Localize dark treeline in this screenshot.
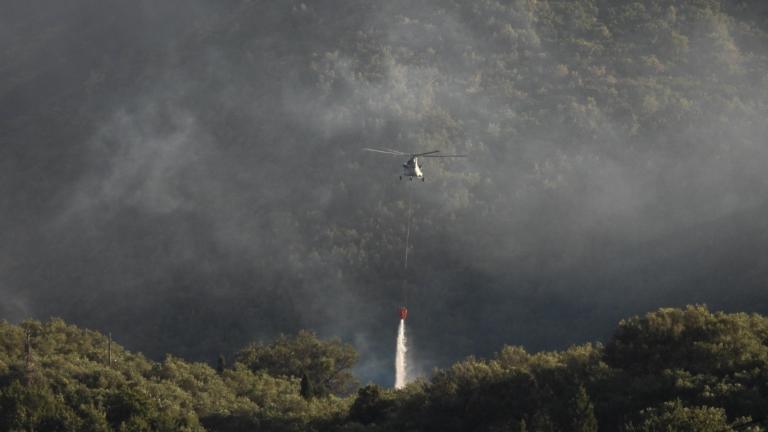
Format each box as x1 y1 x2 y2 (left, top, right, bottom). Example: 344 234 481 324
2 306 768 431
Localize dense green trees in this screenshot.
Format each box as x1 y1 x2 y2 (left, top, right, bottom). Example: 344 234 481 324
3 306 768 430
336 305 768 431
235 330 359 397
603 306 768 422
624 400 738 432
0 320 349 432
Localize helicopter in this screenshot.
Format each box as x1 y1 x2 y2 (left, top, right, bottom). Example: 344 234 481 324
363 148 466 181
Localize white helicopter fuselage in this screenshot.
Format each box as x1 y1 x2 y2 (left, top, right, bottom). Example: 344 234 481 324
363 147 464 181
403 157 423 178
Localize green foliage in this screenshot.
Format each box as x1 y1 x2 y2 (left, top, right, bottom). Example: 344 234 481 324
4 307 768 431
216 355 225 375
0 379 79 431
339 306 768 431
300 373 313 400
349 384 396 426
606 305 768 376
604 305 768 422
625 400 733 432
0 319 351 432
569 386 598 432
235 330 359 397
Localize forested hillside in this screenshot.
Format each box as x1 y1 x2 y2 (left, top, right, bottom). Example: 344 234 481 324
3 306 768 431
2 0 768 383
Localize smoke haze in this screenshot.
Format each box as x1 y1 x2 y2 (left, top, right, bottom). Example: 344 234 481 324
2 0 768 383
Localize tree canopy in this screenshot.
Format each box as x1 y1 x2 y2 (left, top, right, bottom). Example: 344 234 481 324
4 306 768 430
235 330 359 397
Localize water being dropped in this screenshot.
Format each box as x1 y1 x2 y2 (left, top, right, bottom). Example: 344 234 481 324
395 318 407 389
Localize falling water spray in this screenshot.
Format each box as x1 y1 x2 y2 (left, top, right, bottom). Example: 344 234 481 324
395 318 407 389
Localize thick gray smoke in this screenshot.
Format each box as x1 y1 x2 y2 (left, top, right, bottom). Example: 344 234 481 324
1 0 768 383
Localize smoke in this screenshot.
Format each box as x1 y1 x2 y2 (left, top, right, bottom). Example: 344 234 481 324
1 0 768 385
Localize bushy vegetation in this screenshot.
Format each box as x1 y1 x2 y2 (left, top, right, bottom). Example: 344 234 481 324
3 306 768 431
0 320 351 432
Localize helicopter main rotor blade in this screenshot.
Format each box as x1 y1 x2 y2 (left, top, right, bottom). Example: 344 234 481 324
422 154 467 158
363 148 408 156
412 150 441 157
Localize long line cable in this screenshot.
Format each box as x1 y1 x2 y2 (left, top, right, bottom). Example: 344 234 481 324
404 182 413 270
401 182 414 306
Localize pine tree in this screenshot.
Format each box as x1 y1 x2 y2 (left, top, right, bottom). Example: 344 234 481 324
216 354 226 374
570 386 598 432
300 373 313 399
515 419 527 432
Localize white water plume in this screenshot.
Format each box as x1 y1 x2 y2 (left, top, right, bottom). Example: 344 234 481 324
395 318 407 389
